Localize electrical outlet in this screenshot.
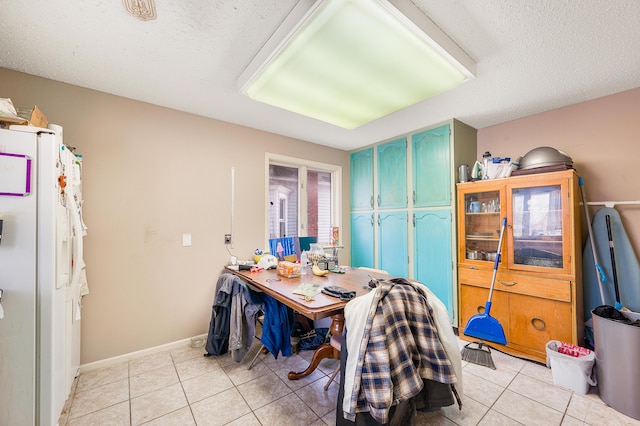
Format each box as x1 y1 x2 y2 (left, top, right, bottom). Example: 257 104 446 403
224 234 232 244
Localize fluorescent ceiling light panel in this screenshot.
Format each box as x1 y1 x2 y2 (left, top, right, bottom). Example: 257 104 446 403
238 0 475 129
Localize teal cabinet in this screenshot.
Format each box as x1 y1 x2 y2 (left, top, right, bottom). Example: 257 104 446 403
348 119 477 326
350 148 374 211
378 211 408 278
350 212 374 269
412 125 451 207
377 138 407 209
413 209 454 322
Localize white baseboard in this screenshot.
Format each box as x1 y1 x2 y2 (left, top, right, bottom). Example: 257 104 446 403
78 333 208 374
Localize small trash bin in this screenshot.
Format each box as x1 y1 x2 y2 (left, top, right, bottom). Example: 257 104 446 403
592 307 640 420
545 340 596 394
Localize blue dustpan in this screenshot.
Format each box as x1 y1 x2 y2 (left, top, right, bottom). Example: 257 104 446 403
463 217 508 346
463 301 507 345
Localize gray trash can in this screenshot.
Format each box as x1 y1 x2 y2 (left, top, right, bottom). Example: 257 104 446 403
592 309 640 420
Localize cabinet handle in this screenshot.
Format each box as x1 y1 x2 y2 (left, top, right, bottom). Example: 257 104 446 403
498 279 517 287
370 214 374 226
476 305 485 314
412 190 416 205
370 195 374 208
531 317 546 331
377 194 380 207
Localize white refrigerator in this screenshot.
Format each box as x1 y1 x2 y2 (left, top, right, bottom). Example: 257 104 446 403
0 125 87 425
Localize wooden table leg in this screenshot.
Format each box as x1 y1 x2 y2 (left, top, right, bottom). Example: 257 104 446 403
288 312 344 380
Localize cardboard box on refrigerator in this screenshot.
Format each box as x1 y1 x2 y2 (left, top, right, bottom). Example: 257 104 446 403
16 105 48 128
0 98 48 129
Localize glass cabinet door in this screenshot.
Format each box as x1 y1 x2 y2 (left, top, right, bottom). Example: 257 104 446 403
509 184 565 270
462 189 503 262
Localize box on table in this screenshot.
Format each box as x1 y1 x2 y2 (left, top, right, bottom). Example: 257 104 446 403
277 261 301 278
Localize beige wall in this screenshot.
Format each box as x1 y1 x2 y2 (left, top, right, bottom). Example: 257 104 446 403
0 68 351 363
478 87 640 257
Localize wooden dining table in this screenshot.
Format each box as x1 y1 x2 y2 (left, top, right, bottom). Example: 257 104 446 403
225 266 389 380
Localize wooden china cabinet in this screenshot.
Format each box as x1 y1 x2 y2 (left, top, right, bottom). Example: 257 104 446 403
456 169 583 363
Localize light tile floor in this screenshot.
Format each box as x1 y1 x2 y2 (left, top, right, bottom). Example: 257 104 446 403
58 337 640 426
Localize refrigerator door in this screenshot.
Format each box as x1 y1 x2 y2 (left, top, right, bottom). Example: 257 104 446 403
0 128 38 425
0 126 71 425
62 142 84 394
37 128 69 425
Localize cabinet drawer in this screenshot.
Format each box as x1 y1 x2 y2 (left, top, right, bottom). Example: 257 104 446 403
460 283 574 357
508 293 573 353
458 267 571 302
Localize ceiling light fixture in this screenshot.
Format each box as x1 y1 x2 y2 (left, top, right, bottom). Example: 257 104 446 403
122 0 156 21
237 0 475 129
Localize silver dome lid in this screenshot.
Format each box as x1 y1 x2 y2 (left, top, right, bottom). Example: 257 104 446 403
518 146 573 170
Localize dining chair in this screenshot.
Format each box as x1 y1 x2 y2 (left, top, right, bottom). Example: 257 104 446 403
324 333 343 390
324 267 388 391
357 266 389 275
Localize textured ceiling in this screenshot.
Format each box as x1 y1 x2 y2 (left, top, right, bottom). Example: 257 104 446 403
1 0 640 150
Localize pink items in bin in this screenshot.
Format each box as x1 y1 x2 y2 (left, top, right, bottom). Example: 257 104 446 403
557 342 592 357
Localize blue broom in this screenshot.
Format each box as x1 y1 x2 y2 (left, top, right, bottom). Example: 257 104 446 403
461 217 508 369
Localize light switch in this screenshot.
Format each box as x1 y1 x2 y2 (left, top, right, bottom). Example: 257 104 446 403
182 233 192 247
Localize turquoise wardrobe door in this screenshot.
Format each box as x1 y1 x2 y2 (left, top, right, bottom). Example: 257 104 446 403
350 148 373 211
378 211 408 277
414 209 454 322
377 138 407 209
350 212 374 269
412 124 450 207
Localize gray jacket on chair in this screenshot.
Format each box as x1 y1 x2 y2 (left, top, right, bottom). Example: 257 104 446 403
205 273 263 360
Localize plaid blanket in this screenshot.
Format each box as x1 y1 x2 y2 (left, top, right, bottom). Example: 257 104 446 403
345 279 457 423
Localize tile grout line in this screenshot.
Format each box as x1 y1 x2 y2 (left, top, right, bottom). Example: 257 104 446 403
458 358 528 425
173 355 197 426
470 364 577 426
